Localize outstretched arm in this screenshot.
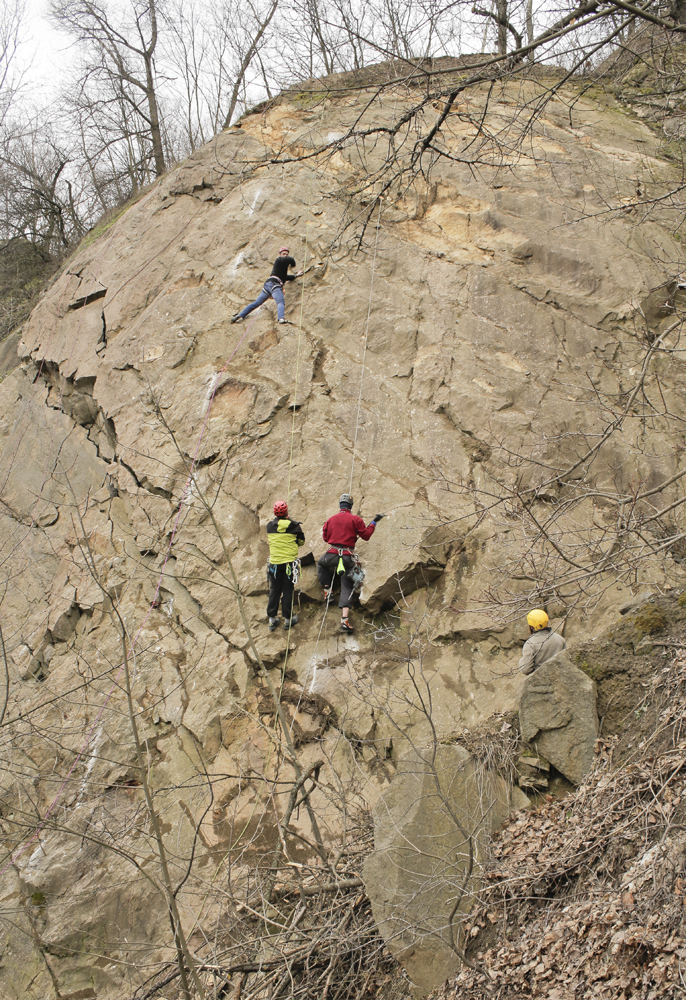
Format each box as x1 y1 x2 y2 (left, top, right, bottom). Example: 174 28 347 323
355 517 376 542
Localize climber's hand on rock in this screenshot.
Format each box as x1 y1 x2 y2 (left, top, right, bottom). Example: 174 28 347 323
372 514 384 523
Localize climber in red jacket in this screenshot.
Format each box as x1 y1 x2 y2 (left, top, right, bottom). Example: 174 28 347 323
317 494 383 633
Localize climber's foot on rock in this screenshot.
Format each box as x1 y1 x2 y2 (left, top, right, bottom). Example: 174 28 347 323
268 616 280 631
340 619 354 633
231 314 243 324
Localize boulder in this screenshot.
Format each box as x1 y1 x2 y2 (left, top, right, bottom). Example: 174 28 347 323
362 745 528 994
518 651 598 785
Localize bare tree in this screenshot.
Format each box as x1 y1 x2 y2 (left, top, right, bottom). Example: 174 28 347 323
0 124 86 256
220 0 279 128
51 0 167 177
0 0 25 130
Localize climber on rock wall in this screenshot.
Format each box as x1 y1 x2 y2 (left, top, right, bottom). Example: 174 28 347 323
518 609 566 674
266 500 305 631
317 494 383 633
231 247 303 325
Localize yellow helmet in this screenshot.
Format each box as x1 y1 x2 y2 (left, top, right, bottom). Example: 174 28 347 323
527 609 549 631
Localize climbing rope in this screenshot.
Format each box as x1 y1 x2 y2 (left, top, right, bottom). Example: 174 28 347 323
304 197 385 696
281 121 322 668
308 588 334 694
348 199 383 494
286 162 317 505
164 162 322 920
303 201 384 697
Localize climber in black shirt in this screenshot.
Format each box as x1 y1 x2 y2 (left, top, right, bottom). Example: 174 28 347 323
231 247 303 325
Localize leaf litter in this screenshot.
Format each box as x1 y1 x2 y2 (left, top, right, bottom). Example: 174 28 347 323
437 652 686 1000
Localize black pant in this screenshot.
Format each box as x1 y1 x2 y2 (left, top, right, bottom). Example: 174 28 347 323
317 552 356 609
267 563 295 619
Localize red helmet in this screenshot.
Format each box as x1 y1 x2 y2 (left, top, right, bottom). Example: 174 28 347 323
279 246 290 254
273 500 288 516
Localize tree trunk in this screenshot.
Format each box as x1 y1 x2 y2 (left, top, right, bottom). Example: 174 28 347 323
496 0 508 54
526 0 534 58
144 0 165 176
222 0 279 129
144 51 166 176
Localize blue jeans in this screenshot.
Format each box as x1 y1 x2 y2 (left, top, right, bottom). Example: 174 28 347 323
238 282 285 321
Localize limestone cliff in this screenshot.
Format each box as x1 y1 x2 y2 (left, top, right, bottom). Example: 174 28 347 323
0 69 684 998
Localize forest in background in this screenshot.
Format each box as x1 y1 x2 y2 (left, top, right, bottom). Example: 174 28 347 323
1 0 686 342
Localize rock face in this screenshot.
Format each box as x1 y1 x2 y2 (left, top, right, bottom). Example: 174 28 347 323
0 67 683 997
519 652 598 784
363 746 529 993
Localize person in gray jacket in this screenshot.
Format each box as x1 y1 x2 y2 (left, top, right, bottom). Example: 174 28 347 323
518 609 566 675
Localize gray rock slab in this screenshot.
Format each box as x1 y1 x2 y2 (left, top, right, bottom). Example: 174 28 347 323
519 650 598 785
0 331 20 375
363 745 528 994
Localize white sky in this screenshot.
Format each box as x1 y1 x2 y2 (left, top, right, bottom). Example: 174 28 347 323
19 0 70 97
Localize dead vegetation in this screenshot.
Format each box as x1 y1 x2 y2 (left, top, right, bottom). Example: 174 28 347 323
439 653 686 1000
133 827 405 1000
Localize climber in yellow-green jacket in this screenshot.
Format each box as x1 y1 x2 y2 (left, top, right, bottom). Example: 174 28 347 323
266 500 305 631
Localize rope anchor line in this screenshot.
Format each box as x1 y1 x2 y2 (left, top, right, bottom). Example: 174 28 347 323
306 200 383 697
349 199 382 494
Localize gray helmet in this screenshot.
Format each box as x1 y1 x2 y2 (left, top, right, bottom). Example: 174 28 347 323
339 493 354 509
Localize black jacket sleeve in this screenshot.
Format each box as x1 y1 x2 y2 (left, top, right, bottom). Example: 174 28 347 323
290 519 305 544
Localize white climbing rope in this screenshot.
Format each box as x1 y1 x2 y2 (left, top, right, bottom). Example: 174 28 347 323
307 200 383 697
308 588 334 694
286 159 317 505
281 143 320 680
349 199 382 494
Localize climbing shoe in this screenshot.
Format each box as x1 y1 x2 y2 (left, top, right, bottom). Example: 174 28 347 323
278 318 289 325
230 314 243 324
268 617 280 631
284 615 299 630
323 587 333 601
340 619 354 633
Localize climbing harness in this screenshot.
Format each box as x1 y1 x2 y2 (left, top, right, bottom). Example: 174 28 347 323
264 275 283 293
332 547 364 589
267 558 300 586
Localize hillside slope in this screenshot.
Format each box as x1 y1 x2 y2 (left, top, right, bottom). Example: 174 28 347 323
0 68 685 998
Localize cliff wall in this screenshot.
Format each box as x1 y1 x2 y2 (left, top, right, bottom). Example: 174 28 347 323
0 72 684 997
